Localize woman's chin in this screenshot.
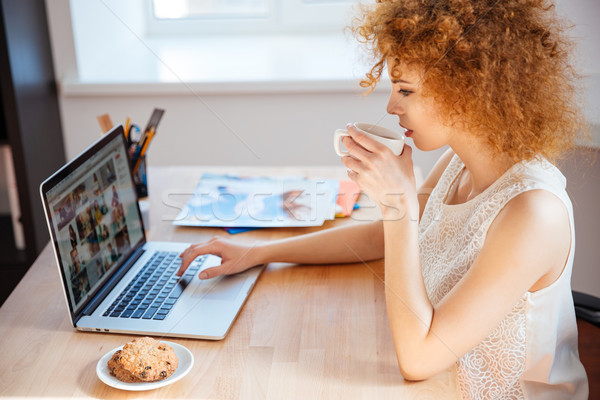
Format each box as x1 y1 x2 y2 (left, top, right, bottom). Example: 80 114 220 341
410 138 445 152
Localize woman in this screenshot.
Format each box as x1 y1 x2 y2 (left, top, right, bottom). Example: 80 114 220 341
178 1 588 398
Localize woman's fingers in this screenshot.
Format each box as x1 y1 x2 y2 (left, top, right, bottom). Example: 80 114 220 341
341 135 370 160
176 241 220 276
341 154 362 173
346 125 386 154
179 237 220 259
198 262 237 280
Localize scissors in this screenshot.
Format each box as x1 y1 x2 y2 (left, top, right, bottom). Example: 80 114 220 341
127 124 141 144
124 123 141 159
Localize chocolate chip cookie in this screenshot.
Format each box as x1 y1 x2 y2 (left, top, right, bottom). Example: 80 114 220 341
107 337 179 383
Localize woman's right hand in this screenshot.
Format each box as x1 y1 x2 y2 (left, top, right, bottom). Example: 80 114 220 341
176 236 264 280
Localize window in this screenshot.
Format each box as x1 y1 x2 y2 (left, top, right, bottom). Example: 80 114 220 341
153 0 270 19
66 0 369 88
147 0 358 35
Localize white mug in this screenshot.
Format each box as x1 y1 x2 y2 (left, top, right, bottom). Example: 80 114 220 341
334 122 405 156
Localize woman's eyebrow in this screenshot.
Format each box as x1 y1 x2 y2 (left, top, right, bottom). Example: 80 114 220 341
391 79 415 85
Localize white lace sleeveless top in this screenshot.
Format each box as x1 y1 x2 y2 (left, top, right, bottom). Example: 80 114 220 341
419 154 588 399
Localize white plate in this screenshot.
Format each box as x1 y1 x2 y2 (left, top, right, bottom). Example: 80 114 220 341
96 340 194 391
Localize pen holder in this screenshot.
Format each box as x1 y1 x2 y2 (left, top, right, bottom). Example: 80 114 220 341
132 156 148 199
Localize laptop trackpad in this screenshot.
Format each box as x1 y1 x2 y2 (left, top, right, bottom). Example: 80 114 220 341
192 274 245 301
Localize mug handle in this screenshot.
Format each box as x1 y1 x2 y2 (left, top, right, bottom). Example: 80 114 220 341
334 129 350 156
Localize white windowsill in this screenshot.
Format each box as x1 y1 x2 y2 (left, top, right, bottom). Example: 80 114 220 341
59 78 382 96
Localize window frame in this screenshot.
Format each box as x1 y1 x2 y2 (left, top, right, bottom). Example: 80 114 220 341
144 0 357 36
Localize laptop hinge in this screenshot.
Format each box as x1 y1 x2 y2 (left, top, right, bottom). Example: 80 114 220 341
80 247 146 318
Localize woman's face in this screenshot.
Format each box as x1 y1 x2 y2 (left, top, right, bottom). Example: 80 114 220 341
386 62 455 151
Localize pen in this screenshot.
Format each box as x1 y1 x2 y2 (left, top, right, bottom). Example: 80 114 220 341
132 128 155 176
131 127 150 162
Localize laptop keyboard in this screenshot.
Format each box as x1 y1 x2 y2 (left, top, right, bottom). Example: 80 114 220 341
102 251 206 321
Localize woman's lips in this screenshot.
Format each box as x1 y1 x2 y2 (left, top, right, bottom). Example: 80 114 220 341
400 124 413 137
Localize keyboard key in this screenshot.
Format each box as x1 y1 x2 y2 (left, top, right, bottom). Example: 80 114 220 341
153 314 167 320
169 284 184 299
142 307 159 319
132 309 145 319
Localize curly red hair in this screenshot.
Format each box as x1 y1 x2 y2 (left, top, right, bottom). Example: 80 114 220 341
352 0 585 163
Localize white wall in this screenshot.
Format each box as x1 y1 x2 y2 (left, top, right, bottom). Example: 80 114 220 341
58 90 446 168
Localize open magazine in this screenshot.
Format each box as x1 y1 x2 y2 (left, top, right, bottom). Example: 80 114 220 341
173 174 339 228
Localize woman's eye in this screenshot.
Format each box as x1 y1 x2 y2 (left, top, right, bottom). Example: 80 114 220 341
398 89 413 96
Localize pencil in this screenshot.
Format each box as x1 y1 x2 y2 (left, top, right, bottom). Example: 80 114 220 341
124 117 131 140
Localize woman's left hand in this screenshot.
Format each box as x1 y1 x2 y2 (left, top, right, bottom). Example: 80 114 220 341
340 125 419 220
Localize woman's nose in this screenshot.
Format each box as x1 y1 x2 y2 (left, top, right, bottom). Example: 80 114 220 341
387 94 403 115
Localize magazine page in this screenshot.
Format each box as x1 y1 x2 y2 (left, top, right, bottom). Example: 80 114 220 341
173 174 338 228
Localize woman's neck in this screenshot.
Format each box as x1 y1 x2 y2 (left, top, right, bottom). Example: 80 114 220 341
449 135 514 201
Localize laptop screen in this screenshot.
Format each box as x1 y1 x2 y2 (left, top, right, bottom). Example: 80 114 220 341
42 127 145 315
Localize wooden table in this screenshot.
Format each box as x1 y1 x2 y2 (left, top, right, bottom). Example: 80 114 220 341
0 166 459 399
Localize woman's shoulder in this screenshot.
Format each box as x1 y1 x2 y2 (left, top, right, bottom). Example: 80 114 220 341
487 186 572 291
485 157 571 234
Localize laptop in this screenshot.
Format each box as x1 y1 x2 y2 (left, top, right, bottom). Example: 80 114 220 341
40 125 263 340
